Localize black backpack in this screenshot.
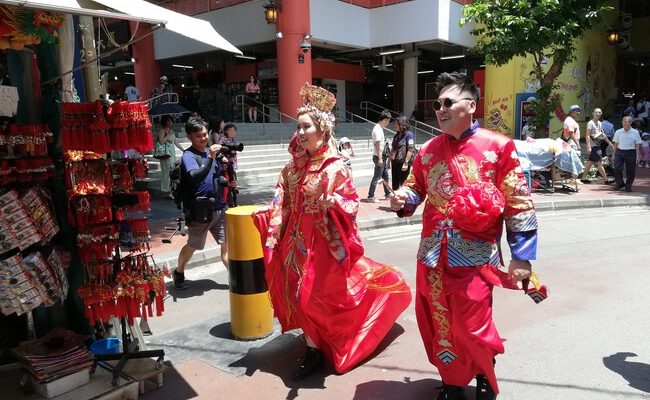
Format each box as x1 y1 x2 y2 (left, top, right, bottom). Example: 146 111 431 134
170 151 202 211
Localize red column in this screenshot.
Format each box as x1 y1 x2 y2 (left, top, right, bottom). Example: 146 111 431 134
129 22 160 100
276 0 312 120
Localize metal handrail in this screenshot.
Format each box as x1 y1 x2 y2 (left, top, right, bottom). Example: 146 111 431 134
234 94 298 147
144 92 179 109
360 100 441 137
333 108 398 147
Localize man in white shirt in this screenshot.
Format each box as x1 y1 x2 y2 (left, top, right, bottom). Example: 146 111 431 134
124 80 140 102
612 115 643 192
367 110 392 202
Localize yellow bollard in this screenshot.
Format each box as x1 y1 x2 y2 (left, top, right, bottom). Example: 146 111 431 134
225 206 273 340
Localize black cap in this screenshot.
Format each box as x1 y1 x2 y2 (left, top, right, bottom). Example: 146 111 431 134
379 110 392 121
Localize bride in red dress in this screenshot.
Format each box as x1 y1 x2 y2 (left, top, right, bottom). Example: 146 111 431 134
253 84 411 380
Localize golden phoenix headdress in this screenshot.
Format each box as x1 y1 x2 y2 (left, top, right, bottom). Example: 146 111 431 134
297 83 337 133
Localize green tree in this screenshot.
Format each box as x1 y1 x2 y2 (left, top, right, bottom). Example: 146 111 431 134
461 0 612 136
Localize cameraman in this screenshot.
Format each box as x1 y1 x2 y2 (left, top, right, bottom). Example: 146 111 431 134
218 123 240 206
173 118 234 290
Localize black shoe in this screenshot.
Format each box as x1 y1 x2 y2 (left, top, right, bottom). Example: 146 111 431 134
437 383 466 400
625 187 632 192
580 179 591 184
172 269 187 290
613 185 625 191
292 347 324 381
475 375 496 400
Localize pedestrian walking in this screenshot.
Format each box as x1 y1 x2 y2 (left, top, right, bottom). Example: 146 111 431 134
367 110 392 202
252 83 411 381
581 108 614 184
562 104 582 150
601 114 615 159
389 115 416 190
172 118 231 289
156 115 185 199
612 115 642 192
390 72 544 400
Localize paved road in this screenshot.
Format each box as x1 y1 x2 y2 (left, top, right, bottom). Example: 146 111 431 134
143 206 650 400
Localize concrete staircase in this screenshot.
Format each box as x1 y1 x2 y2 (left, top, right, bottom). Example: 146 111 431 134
145 121 432 192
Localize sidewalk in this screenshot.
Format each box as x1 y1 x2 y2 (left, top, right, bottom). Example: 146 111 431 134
148 167 650 270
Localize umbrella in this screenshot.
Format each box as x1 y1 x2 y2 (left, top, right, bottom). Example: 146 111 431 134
148 103 191 117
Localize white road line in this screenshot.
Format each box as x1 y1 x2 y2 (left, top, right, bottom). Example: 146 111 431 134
376 234 422 243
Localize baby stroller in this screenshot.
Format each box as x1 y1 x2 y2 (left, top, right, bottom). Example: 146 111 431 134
515 138 584 193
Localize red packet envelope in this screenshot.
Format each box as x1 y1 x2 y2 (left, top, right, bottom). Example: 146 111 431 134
523 272 548 304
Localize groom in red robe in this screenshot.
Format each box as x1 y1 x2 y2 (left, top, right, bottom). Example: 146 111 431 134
390 72 539 400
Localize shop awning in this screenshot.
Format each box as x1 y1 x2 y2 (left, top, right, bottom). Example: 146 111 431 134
0 0 241 54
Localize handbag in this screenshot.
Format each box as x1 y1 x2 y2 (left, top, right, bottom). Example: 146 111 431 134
153 140 173 160
591 130 606 145
189 197 214 223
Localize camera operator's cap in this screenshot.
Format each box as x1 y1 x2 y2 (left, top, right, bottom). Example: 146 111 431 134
160 75 168 81
569 104 581 112
339 137 351 145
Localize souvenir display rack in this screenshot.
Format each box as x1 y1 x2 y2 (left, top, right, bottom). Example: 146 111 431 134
62 100 165 385
0 123 70 370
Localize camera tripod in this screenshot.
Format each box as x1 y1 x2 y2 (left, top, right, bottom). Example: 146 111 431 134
162 217 186 244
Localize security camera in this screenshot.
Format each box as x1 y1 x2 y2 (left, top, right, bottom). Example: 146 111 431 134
300 40 311 53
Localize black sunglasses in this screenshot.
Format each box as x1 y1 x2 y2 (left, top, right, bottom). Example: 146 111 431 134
432 97 474 111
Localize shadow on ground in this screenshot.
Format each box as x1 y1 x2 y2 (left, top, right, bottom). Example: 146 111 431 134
603 352 650 393
354 377 440 400
139 361 198 400
165 279 228 301
228 323 407 400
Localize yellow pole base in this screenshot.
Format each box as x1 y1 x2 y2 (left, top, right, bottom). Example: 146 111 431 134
230 292 274 340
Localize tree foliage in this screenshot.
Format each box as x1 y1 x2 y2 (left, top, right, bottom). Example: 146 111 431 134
461 0 612 135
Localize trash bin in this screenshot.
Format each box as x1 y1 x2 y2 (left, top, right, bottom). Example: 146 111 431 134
225 206 273 340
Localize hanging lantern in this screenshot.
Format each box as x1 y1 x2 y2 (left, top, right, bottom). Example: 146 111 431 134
607 30 620 45
263 0 280 24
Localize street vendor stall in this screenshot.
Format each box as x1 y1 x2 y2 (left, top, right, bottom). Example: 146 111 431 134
0 1 241 398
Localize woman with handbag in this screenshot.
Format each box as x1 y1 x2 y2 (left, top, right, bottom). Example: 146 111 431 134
156 115 185 199
581 107 614 184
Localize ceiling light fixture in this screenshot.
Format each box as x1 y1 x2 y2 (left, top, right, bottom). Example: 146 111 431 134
172 64 194 69
439 54 465 60
124 72 135 75
417 70 434 74
235 54 256 60
379 48 405 56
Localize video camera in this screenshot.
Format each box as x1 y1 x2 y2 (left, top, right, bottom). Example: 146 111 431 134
219 142 244 157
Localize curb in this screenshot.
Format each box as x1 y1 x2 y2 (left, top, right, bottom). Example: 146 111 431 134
162 195 648 272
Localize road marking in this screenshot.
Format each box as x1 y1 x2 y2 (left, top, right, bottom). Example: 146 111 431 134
376 234 422 244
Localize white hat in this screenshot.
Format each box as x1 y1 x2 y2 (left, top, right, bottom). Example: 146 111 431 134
339 137 351 145
568 104 581 112
160 75 168 81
